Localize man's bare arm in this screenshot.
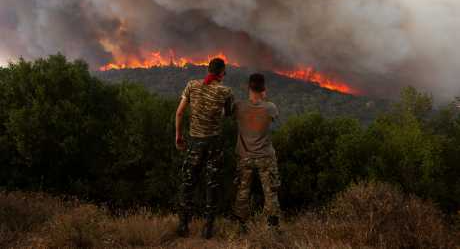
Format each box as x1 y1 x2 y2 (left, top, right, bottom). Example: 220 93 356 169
175 97 188 150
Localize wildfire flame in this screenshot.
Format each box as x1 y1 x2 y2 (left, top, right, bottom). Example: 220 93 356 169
99 50 238 71
275 67 359 95
100 49 358 95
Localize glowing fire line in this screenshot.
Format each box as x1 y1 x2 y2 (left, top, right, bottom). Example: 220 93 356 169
100 50 238 71
275 67 359 95
100 50 358 95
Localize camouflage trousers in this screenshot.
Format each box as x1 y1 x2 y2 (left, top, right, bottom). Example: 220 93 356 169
178 136 223 220
233 156 281 221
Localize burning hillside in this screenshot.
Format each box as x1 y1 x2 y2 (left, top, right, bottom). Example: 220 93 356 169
96 59 389 124
275 67 359 95
1 0 460 100
99 50 358 95
99 50 239 71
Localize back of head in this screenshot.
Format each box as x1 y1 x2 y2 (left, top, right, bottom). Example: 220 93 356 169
208 58 226 75
249 73 266 93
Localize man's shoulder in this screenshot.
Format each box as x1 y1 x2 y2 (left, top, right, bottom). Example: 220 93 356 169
216 83 232 92
264 101 278 109
263 101 279 118
187 79 202 87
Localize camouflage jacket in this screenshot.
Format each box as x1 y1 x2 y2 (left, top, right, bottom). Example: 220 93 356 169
181 79 233 138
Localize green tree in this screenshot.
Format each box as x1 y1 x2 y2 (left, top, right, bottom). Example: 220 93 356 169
366 89 459 211
102 83 180 206
393 86 433 122
273 113 364 207
427 98 460 210
1 55 119 191
366 115 442 192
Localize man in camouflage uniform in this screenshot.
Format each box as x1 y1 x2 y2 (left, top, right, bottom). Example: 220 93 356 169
233 73 281 233
175 58 233 239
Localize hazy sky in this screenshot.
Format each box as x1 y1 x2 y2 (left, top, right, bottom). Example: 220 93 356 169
0 0 459 101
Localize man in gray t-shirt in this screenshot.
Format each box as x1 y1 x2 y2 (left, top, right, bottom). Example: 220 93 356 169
233 73 282 234
235 98 279 159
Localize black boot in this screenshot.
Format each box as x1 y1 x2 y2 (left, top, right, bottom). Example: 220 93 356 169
176 214 190 237
267 216 281 235
267 215 279 227
238 220 248 235
202 217 215 239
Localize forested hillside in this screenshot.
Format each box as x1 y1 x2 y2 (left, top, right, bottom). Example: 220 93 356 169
95 66 389 124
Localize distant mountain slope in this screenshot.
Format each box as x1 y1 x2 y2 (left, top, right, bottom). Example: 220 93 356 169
94 65 389 124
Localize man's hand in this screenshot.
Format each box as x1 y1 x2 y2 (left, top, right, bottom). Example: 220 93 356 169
176 133 186 151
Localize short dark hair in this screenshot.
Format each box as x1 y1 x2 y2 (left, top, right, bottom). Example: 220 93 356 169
208 58 226 75
249 73 266 93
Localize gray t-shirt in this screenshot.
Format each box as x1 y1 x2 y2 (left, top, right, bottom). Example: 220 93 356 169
235 100 279 159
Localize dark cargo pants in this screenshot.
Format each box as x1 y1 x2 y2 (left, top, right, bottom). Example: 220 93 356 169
178 136 223 221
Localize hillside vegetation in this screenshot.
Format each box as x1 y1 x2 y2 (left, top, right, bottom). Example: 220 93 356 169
95 66 389 124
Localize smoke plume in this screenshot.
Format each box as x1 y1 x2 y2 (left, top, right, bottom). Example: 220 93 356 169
0 0 459 101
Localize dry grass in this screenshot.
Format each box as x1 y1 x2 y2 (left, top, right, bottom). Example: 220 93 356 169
1 182 459 249
0 191 69 248
287 182 458 249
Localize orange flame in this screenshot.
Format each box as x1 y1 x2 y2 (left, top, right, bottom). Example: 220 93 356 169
100 49 358 95
276 67 359 95
99 50 238 71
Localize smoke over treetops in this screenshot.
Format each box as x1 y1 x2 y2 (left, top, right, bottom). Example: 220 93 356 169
0 0 459 101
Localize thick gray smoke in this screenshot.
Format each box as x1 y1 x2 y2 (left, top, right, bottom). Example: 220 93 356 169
0 0 459 101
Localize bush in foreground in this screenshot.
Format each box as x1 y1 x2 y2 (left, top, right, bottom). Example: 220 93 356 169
1 182 458 249
325 181 455 248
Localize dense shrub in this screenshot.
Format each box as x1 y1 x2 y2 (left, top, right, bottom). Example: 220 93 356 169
364 87 460 211
327 181 453 248
287 181 458 249
273 113 365 207
0 55 181 209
